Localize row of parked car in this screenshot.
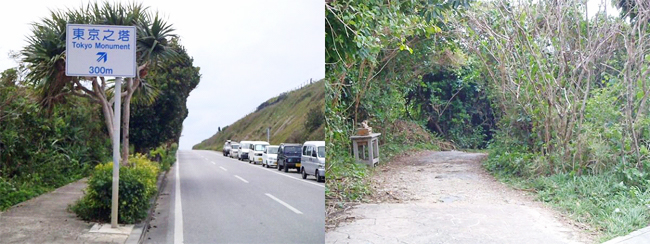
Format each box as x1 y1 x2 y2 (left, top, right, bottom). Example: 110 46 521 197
222 140 325 182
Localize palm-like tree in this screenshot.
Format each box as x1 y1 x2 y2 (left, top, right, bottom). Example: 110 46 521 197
21 2 179 165
122 9 179 164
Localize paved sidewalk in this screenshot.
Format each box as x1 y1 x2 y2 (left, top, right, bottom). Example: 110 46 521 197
0 178 133 244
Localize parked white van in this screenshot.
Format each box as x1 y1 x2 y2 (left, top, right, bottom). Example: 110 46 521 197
249 141 270 164
238 141 254 161
300 141 325 182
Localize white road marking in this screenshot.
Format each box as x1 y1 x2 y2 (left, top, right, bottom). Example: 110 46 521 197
234 175 249 183
174 151 184 244
219 166 227 171
265 193 303 214
211 161 215 164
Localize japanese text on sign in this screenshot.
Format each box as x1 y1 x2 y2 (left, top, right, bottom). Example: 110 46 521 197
71 27 132 50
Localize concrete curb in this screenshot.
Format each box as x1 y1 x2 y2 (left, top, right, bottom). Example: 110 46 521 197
125 166 169 244
603 226 650 244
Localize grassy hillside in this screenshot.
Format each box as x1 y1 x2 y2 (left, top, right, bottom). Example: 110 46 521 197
193 80 324 150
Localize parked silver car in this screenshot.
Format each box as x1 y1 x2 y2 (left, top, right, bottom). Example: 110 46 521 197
238 141 254 161
229 143 240 159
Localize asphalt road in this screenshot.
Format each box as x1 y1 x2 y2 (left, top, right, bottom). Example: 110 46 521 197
145 150 325 244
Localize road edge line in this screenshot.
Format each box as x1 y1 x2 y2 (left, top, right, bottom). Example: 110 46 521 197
174 150 184 244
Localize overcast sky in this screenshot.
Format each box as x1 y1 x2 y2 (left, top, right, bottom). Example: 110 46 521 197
0 0 325 150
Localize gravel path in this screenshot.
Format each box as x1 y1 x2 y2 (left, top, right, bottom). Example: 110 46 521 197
326 150 595 244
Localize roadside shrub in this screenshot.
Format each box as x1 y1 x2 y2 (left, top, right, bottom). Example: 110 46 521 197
485 132 538 177
149 143 177 172
406 67 495 149
1 85 109 211
71 154 159 224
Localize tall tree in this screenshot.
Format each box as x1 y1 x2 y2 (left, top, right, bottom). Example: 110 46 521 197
21 2 178 165
129 38 201 153
460 0 650 171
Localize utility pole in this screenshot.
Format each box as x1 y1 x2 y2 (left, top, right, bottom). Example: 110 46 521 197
267 127 270 143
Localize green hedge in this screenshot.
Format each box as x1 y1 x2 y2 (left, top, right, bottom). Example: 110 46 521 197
71 154 159 223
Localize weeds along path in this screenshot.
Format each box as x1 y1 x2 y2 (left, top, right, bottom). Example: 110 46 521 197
326 150 594 244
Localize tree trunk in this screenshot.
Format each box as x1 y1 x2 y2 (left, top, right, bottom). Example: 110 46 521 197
101 99 114 142
92 79 115 147
121 78 133 165
121 77 142 165
121 96 131 165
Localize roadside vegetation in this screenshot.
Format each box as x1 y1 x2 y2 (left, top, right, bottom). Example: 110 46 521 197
326 0 650 240
1 1 199 221
1 70 109 210
193 79 324 150
70 155 160 223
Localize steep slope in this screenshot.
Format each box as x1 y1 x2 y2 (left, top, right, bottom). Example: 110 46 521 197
192 79 324 150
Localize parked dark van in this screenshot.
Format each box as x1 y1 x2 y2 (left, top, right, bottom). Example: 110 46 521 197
277 143 302 172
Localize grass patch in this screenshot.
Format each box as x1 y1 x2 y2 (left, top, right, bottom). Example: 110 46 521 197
1 177 64 211
326 155 373 202
490 167 650 242
0 167 91 211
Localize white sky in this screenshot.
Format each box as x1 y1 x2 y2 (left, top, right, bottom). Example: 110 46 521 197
0 0 325 150
585 0 620 17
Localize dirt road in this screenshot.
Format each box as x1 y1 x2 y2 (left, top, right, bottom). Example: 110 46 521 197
326 150 594 244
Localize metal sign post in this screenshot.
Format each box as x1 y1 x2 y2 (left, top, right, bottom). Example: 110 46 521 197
65 24 136 229
111 77 122 228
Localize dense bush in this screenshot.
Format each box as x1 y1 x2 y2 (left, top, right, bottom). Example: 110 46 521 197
406 65 495 149
71 155 159 224
129 39 200 154
463 1 650 176
1 81 110 211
